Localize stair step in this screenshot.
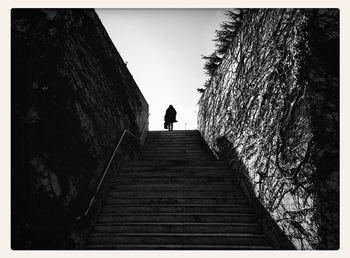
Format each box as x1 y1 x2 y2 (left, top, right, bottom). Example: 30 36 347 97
110 187 238 191
146 134 200 137
87 233 270 245
147 130 199 134
118 167 230 172
120 166 229 172
144 143 204 146
97 213 255 223
139 155 215 162
114 172 233 179
101 204 252 213
110 184 238 190
139 156 214 160
141 150 209 154
113 177 236 184
145 138 203 142
142 146 205 150
122 160 226 166
109 186 241 190
106 197 248 205
112 179 236 185
142 146 206 149
144 142 204 145
147 132 200 136
142 147 206 150
141 150 208 154
145 138 203 141
146 137 202 141
144 142 204 146
92 222 261 233
85 244 273 250
145 137 202 141
115 174 230 179
141 147 206 150
146 133 201 136
146 134 201 137
140 153 211 158
108 190 244 198
144 145 206 150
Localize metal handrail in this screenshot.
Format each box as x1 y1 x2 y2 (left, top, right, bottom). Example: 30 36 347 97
76 116 149 220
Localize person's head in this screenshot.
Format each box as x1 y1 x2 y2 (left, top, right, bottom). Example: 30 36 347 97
169 105 173 108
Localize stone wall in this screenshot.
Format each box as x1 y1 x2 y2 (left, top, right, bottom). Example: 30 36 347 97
198 9 339 249
11 9 148 249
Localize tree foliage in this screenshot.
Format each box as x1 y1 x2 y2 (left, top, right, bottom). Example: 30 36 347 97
200 9 244 92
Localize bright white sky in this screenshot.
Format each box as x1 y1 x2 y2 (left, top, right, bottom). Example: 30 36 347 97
96 9 228 130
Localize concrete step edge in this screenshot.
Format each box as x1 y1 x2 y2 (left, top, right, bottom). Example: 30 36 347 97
93 222 259 226
109 188 240 191
84 244 273 249
98 212 255 216
101 204 251 208
89 233 266 237
106 196 247 199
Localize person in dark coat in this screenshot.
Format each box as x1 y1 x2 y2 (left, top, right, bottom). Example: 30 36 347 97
164 105 177 131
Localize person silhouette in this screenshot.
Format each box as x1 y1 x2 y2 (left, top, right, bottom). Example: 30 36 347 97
164 105 177 131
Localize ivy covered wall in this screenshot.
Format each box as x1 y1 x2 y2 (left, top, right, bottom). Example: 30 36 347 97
198 9 339 249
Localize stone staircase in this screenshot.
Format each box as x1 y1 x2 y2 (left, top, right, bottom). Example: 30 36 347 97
85 130 274 250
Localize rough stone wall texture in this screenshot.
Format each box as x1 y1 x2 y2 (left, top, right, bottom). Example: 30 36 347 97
12 9 148 249
198 9 339 250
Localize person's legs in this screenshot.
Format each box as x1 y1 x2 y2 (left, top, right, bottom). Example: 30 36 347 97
169 123 173 131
